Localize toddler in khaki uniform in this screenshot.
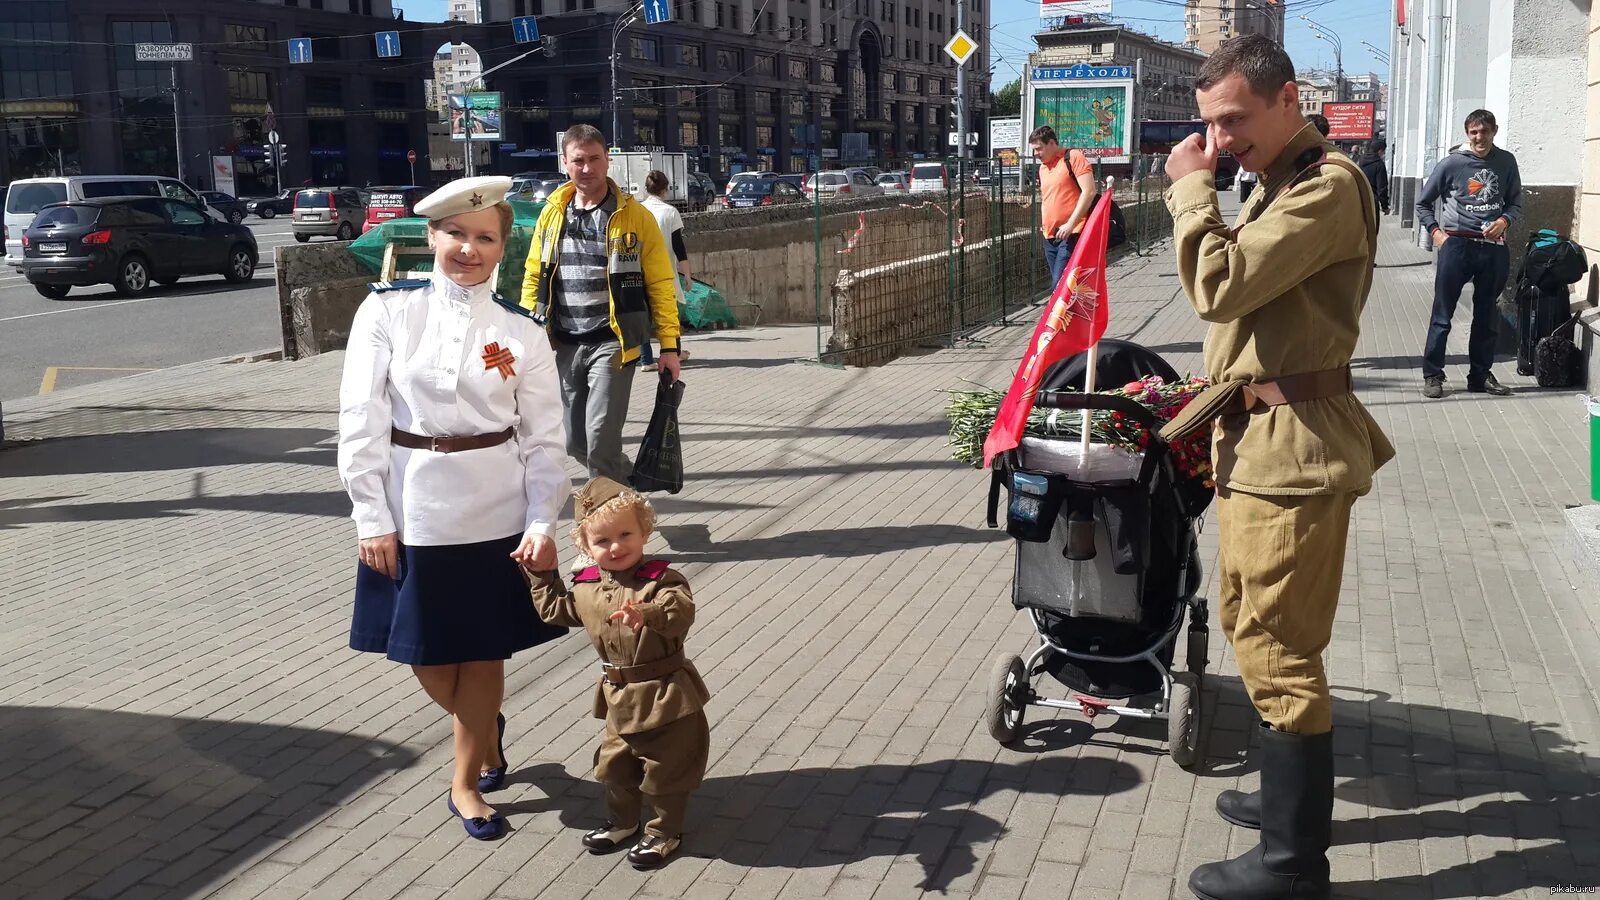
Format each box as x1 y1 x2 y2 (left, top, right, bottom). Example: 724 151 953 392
526 477 709 868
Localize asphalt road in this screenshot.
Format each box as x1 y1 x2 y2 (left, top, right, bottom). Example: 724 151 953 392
0 219 336 402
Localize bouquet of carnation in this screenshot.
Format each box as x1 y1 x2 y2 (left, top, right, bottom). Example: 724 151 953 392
947 374 1215 485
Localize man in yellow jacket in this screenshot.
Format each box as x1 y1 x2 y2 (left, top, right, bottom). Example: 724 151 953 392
521 124 682 484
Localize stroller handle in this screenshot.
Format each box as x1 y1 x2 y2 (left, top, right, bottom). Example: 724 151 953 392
1036 390 1162 429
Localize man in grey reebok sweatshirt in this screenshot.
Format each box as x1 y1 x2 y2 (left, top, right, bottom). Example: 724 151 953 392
1415 109 1522 399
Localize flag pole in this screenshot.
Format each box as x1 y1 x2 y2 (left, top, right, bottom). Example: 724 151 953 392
1079 176 1115 455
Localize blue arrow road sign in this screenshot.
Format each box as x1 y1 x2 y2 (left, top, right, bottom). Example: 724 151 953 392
643 0 671 24
288 38 313 64
375 31 401 58
512 16 540 43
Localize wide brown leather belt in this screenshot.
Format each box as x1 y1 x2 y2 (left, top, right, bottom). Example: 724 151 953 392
601 650 686 686
390 426 514 454
1159 366 1353 443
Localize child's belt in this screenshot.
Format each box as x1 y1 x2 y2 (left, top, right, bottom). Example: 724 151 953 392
601 650 686 685
1159 366 1353 443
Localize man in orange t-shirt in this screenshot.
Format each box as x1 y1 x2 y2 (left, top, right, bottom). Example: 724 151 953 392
1029 125 1098 287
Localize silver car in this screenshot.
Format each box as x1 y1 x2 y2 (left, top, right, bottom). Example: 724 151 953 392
805 169 884 200
292 187 364 242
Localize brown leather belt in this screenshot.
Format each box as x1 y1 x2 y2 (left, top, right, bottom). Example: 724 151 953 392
390 426 514 454
601 650 685 686
1159 366 1353 443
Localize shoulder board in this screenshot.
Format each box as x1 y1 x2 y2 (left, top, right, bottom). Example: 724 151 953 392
574 565 602 583
368 278 431 293
635 559 672 581
494 295 538 319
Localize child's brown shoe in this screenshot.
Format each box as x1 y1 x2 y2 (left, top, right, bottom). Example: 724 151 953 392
628 834 680 869
581 822 638 853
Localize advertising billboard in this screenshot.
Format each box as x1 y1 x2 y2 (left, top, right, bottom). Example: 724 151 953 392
1039 0 1112 16
989 116 1022 167
1026 75 1135 163
1321 101 1376 142
450 92 503 142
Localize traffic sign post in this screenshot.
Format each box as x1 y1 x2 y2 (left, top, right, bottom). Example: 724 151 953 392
945 27 979 161
375 31 401 59
512 16 540 43
288 38 313 65
408 149 417 185
643 0 671 24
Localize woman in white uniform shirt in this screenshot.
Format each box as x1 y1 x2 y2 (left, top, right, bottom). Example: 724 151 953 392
338 175 569 840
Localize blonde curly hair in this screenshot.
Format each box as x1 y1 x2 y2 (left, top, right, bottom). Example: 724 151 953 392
571 488 657 553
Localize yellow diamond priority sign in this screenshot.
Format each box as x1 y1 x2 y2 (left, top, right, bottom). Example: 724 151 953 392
944 29 978 66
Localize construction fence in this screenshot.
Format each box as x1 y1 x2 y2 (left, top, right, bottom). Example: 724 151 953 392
813 154 1174 367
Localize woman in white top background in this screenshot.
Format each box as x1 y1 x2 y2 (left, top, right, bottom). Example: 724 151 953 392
337 176 569 840
638 170 692 370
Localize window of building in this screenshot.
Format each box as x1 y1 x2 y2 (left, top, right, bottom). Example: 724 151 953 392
754 90 774 113
565 0 577 11
818 95 833 117
905 74 919 94
819 63 835 84
634 76 661 106
111 20 176 177
755 54 775 76
630 36 659 62
756 125 773 148
306 34 343 59
929 77 941 95
227 71 272 101
719 122 740 148
225 24 269 53
717 88 738 112
1091 42 1103 55
716 48 741 71
730 5 741 30
881 72 895 92
787 93 807 117
715 2 724 27
766 11 775 32
635 121 658 146
788 58 809 80
678 44 703 68
307 77 344 106
680 121 700 148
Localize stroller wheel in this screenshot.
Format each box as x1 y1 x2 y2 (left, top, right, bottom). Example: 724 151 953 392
1168 671 1202 770
985 654 1028 745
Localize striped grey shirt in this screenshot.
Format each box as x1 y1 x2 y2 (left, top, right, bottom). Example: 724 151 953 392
553 192 616 340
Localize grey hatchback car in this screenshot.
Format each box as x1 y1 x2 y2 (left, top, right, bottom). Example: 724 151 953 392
292 187 364 242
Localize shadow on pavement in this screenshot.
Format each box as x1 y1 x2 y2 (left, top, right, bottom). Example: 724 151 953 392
0 427 334 478
683 418 950 443
1179 675 1600 898
0 705 415 900
657 522 1006 562
499 755 1142 891
0 490 349 528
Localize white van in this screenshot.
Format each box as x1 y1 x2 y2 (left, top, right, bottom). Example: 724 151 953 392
5 176 213 266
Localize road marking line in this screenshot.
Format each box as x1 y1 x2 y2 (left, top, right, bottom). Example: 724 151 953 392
3 295 172 322
39 366 152 394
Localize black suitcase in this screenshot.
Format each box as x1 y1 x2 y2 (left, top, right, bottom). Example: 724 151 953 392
1516 284 1570 376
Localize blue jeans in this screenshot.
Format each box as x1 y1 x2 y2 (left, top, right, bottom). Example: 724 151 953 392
1423 237 1509 383
1043 233 1080 289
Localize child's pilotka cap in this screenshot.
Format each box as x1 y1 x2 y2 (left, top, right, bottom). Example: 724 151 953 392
574 477 634 523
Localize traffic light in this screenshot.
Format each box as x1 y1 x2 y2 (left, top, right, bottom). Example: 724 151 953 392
264 144 278 167
542 35 558 59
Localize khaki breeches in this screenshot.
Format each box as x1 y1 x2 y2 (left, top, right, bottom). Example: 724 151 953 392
1215 488 1358 735
594 710 709 837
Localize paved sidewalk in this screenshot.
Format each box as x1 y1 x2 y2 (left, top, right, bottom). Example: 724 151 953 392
2 210 1598 900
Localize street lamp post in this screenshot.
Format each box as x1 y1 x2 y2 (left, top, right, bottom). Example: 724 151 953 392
1300 15 1344 101
611 3 642 146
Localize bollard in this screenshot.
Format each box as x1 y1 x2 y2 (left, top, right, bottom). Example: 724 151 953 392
1591 396 1600 502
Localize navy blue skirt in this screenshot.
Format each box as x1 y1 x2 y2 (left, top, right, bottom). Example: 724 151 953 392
350 534 568 666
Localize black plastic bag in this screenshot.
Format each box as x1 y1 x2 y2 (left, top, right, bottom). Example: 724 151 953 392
630 374 685 494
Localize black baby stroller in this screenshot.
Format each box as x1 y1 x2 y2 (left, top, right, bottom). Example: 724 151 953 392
983 339 1212 768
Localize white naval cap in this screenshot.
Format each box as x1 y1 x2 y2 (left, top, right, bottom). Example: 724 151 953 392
413 175 514 220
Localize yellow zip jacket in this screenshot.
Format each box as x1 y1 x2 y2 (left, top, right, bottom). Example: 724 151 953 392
519 178 682 361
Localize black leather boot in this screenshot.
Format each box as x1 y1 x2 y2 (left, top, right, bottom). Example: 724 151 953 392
1189 726 1332 900
1216 787 1261 829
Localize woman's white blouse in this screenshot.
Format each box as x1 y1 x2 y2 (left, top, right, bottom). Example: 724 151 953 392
337 274 569 546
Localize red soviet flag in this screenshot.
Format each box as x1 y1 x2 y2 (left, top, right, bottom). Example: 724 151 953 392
981 189 1113 468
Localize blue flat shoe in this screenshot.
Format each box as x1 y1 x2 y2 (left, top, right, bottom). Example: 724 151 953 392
479 712 508 793
447 794 507 841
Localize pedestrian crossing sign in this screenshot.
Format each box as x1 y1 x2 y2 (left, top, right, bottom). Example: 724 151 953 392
944 30 978 66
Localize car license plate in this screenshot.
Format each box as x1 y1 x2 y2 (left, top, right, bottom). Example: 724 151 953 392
39 242 66 254
376 212 396 219
734 200 753 208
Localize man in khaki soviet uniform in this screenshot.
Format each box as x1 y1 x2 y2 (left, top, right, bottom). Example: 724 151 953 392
1161 35 1394 900
527 477 709 868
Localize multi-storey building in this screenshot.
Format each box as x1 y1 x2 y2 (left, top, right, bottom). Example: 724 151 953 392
0 0 433 192
1183 0 1283 55
473 0 992 174
1031 20 1208 123
1296 70 1344 115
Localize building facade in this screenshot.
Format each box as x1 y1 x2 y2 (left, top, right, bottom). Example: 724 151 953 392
1031 21 1208 123
473 0 992 174
1184 0 1284 55
0 0 434 193
1295 71 1344 115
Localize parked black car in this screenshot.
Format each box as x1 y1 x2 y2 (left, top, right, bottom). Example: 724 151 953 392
200 191 248 225
21 197 258 299
722 179 807 209
247 189 295 219
686 172 717 211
